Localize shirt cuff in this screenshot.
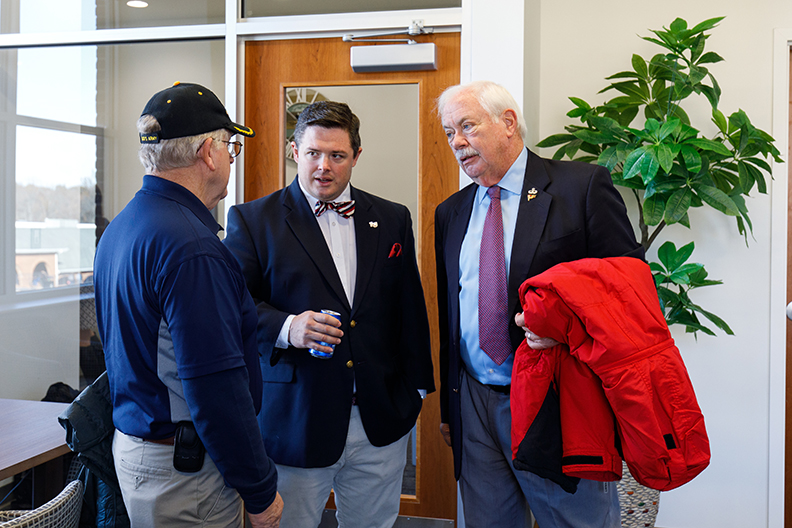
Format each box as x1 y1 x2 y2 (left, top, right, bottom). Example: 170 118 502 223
276 314 296 349
418 389 427 399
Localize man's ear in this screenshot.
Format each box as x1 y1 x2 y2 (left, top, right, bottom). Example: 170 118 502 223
291 141 299 162
351 146 362 167
501 109 518 138
198 137 217 171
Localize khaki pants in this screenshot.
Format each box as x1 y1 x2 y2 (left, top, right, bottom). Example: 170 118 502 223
275 405 409 528
113 429 244 528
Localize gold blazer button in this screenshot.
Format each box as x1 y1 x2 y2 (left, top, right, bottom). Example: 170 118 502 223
350 320 357 328
346 360 354 368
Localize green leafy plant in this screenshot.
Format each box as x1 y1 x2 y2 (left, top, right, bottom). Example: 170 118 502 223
652 241 730 336
537 16 781 336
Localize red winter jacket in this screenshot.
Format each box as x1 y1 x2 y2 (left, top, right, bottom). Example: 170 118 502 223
512 257 710 492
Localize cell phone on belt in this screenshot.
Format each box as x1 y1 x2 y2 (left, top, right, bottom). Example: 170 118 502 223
173 421 205 473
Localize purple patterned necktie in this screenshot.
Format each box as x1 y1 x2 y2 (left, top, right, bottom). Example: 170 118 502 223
315 200 356 219
478 186 512 366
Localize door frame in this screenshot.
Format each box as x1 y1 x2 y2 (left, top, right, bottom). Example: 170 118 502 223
243 33 461 522
771 29 791 528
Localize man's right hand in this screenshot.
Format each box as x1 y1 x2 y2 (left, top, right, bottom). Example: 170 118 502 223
288 310 343 353
440 423 452 447
248 492 284 528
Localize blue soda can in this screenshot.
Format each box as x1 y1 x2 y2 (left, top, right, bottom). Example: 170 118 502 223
310 309 341 359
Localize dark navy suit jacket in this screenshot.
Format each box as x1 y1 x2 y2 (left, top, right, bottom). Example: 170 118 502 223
225 177 435 468
434 148 644 479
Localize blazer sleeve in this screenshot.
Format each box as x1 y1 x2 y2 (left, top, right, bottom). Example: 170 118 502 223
584 165 645 261
434 204 451 424
224 205 291 365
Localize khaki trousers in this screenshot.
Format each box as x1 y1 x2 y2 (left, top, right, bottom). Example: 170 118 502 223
113 429 244 528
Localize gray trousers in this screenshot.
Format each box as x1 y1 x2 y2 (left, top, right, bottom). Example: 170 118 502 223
113 429 244 528
459 370 620 528
275 405 409 528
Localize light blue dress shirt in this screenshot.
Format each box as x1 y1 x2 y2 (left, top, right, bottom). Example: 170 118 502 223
459 148 527 386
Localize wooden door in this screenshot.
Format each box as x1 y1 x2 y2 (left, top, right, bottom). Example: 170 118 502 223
786 48 792 528
244 33 461 522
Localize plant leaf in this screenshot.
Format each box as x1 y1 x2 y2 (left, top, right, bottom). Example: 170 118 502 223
697 51 725 65
641 148 661 182
657 241 678 270
680 144 702 173
664 188 693 224
669 241 696 270
656 144 675 173
689 16 725 34
685 138 733 157
712 108 728 134
623 147 649 180
569 97 592 110
631 54 648 79
598 146 621 172
643 193 665 226
691 183 741 216
536 133 576 148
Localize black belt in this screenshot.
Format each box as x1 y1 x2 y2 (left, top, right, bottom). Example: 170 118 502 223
141 436 175 445
486 384 510 395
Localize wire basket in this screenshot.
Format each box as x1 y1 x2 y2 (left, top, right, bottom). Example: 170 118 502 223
617 461 660 528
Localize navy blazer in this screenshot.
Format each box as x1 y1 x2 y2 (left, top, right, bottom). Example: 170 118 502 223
434 148 644 479
224 177 435 468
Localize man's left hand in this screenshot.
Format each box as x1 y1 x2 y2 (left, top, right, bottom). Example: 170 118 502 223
514 312 561 350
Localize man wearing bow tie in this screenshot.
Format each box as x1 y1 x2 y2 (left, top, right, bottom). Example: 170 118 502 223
434 81 644 527
224 101 434 528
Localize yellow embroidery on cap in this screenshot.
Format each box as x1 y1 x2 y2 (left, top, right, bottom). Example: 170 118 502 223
166 99 171 104
198 91 203 95
172 81 180 86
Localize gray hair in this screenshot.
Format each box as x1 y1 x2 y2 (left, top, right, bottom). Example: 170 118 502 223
137 115 228 173
437 80 527 142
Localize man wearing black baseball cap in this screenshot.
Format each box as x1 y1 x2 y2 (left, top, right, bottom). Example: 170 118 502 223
94 82 283 528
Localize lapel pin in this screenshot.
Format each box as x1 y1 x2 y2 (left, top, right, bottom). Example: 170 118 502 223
526 188 538 202
369 221 378 228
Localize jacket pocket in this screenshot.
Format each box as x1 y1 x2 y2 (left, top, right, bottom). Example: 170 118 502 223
261 359 295 383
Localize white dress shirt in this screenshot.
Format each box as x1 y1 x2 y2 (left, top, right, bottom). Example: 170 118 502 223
276 179 357 348
458 148 527 385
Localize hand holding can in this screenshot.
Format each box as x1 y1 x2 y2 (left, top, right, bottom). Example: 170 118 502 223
310 309 341 359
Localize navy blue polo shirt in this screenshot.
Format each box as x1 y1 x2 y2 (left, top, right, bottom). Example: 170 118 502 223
94 175 275 512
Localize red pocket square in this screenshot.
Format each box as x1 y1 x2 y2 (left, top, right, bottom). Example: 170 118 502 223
389 243 402 258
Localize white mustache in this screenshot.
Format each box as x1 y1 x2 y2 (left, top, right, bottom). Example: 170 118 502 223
455 147 479 162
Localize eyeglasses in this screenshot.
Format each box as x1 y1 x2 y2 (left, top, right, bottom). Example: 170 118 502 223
221 140 243 158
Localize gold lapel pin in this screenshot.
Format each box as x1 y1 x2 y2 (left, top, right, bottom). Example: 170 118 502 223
369 221 378 228
526 188 538 202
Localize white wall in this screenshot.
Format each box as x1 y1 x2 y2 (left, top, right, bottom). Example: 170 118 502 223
464 0 789 525
0 299 79 400
112 40 225 217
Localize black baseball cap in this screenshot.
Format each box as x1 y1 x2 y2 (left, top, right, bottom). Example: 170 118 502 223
139 82 255 144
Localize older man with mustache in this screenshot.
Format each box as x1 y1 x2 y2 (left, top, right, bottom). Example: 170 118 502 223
433 81 645 527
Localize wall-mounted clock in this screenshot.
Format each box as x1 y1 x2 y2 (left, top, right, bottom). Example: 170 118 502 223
285 87 327 160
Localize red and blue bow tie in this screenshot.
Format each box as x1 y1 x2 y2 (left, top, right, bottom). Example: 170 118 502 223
314 200 356 219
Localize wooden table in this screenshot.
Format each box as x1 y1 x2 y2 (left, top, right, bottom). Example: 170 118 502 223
0 398 71 506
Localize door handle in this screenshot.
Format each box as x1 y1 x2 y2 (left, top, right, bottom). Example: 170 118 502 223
788 302 792 321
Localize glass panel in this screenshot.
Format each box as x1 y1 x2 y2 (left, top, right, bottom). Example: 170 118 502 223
0 39 224 400
15 126 98 291
17 47 98 126
244 0 460 18
0 0 224 34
